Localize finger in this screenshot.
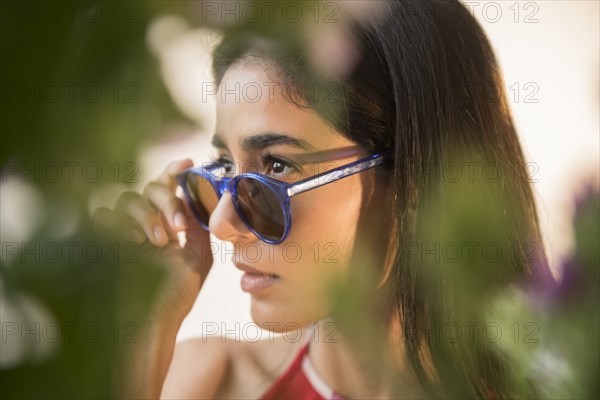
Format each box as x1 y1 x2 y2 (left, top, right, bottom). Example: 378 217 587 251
92 206 146 244
114 191 169 247
156 158 194 191
143 181 188 232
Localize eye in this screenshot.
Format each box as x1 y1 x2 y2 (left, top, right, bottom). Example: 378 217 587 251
220 158 234 173
262 154 299 178
210 156 235 178
271 159 285 174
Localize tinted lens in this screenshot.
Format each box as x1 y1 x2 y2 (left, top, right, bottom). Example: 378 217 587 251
236 178 286 241
185 173 219 226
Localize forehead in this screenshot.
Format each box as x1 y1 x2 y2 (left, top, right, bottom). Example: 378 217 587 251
214 62 354 153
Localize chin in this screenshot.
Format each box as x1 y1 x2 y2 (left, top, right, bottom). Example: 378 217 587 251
250 297 325 334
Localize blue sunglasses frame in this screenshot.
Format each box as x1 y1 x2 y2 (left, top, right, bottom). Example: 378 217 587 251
177 151 391 244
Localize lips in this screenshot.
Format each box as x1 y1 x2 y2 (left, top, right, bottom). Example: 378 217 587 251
233 261 280 294
233 262 277 276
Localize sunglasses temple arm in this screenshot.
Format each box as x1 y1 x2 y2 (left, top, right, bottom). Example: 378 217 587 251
287 156 385 197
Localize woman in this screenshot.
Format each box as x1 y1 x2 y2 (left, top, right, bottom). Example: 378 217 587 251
95 1 554 398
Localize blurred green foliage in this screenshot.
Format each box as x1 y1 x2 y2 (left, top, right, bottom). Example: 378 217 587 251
0 1 192 198
1 1 192 398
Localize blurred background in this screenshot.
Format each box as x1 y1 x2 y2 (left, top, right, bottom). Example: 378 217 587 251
0 0 598 398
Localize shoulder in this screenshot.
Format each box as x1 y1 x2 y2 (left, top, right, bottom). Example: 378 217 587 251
160 336 228 399
161 329 308 399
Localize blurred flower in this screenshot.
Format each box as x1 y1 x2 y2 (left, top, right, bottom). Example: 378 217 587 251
147 15 220 128
0 179 45 245
0 274 60 369
488 182 599 399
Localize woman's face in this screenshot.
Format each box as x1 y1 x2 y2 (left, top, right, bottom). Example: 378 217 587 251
209 61 390 332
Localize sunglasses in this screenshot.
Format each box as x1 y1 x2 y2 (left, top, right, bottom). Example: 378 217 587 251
176 151 391 244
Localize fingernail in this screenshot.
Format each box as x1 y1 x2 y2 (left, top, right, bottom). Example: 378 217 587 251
154 226 166 243
174 212 187 229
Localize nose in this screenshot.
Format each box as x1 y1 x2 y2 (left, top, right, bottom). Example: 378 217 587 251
209 191 254 243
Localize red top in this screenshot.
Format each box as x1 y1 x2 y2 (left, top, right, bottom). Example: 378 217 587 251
260 329 347 400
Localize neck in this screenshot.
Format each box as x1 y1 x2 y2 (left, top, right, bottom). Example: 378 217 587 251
307 317 394 399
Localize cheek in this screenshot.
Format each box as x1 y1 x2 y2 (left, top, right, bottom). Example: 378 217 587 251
249 176 365 327
292 177 363 239
281 177 364 281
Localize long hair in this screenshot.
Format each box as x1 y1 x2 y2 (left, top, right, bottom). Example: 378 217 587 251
211 1 554 397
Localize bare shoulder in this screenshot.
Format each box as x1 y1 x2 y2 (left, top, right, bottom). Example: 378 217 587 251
161 329 307 399
160 336 228 399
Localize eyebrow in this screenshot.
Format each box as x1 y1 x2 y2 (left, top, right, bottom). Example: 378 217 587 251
211 132 317 152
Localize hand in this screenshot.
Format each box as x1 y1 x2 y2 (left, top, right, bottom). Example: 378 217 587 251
92 159 213 323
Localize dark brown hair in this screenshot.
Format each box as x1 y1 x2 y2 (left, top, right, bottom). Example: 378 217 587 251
212 1 554 397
